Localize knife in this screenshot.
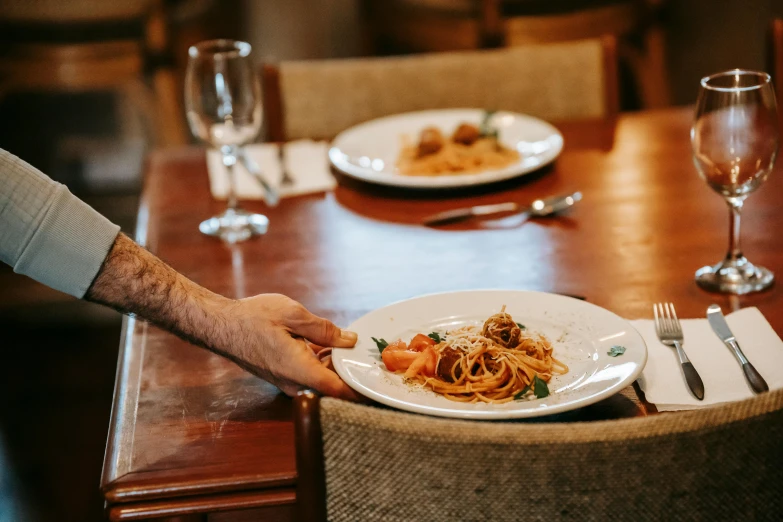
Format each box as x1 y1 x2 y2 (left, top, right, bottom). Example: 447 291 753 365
237 148 280 207
422 192 582 226
706 304 769 394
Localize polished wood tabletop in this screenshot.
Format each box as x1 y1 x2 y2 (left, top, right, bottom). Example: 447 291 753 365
101 107 783 520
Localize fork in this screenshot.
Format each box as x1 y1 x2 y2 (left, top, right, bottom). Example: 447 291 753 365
278 143 295 187
653 303 705 400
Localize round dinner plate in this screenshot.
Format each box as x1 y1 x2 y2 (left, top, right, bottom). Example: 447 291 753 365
328 109 564 188
332 290 647 420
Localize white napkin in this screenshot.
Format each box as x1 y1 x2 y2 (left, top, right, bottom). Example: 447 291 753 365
206 140 336 201
634 307 783 411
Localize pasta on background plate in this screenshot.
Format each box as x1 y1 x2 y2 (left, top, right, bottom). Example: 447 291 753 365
396 115 520 176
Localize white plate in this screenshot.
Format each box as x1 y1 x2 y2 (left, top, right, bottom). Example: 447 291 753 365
332 290 647 420
328 109 564 188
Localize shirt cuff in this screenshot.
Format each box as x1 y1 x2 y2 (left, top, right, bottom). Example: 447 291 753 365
14 185 120 298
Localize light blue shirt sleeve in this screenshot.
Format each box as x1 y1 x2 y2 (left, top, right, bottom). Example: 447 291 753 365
0 148 120 298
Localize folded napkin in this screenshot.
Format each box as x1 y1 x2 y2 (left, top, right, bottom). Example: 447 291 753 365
207 140 336 201
634 307 783 411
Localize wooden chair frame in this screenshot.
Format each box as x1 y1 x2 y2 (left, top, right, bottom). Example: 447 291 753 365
0 0 187 147
294 390 327 522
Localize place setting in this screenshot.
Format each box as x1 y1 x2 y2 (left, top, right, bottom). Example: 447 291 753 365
185 38 782 418
331 69 783 418
188 40 580 237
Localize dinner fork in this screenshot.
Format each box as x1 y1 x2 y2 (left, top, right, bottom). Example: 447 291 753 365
653 303 705 400
278 143 295 187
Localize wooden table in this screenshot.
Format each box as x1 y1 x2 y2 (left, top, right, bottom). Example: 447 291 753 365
101 107 783 520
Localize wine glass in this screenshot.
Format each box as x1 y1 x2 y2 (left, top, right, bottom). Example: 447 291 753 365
185 39 267 243
691 69 779 294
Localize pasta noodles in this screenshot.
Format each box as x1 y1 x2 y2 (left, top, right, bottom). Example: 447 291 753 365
396 122 520 176
378 306 568 403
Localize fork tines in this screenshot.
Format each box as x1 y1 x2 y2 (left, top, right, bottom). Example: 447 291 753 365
653 302 680 335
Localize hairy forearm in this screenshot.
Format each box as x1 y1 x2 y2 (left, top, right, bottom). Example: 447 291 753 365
85 233 235 354
84 233 359 399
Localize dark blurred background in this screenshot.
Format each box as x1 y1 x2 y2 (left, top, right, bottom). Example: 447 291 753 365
1 1 782 520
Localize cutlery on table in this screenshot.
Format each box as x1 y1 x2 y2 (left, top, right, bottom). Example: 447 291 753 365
706 304 769 394
277 143 295 187
653 302 705 400
237 147 280 207
422 191 582 227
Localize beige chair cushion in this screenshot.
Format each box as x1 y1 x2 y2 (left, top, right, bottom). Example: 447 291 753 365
320 388 783 521
278 39 608 141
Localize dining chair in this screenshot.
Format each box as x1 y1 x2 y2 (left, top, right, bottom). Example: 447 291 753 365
360 0 669 109
262 36 618 142
294 388 783 521
0 0 187 147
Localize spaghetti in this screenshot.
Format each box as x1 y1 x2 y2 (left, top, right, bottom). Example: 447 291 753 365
379 306 568 403
396 123 520 176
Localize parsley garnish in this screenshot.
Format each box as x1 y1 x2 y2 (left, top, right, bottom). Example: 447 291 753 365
428 332 442 343
608 345 626 357
515 322 526 330
479 110 499 139
533 375 550 398
513 384 531 400
371 337 389 353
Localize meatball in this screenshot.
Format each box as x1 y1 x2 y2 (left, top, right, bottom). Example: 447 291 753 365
451 123 480 145
482 312 521 348
417 127 444 157
436 347 463 382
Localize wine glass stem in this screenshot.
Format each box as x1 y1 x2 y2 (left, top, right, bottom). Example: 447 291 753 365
222 145 239 213
725 199 744 262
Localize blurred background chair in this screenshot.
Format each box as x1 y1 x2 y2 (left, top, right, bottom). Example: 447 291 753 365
0 0 188 148
361 0 668 110
294 388 783 521
263 37 618 142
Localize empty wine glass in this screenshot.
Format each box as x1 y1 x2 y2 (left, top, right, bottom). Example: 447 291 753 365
185 39 267 243
691 69 779 294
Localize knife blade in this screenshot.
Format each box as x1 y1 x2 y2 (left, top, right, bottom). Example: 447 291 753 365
423 202 521 226
422 192 580 227
706 304 769 394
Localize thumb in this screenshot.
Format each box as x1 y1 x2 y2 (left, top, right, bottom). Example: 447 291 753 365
291 311 358 348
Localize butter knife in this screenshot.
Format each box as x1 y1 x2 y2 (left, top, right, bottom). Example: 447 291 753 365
237 148 280 207
706 304 769 394
423 192 581 226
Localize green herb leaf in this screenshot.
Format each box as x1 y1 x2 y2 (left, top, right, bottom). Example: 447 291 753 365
608 345 626 357
515 322 526 330
371 337 389 353
479 110 499 139
428 332 442 343
533 375 550 398
513 384 531 400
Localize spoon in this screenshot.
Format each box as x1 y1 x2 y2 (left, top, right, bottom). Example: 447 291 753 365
422 192 582 226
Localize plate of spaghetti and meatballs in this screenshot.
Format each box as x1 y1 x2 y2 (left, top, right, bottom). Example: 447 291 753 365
328 109 563 189
332 290 647 419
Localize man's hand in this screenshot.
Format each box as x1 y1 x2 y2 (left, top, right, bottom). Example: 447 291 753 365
86 233 360 400
220 294 359 399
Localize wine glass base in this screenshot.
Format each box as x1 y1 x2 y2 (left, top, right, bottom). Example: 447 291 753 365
695 259 774 295
199 209 269 243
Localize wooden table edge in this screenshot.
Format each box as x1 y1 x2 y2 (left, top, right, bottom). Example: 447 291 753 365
103 471 296 504
107 487 296 521
102 164 155 494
